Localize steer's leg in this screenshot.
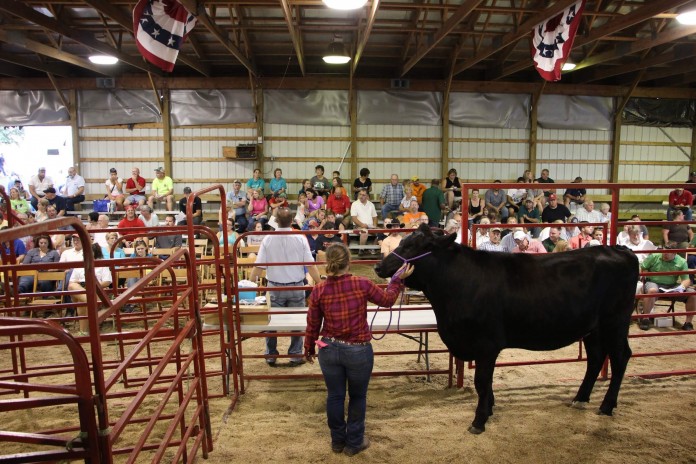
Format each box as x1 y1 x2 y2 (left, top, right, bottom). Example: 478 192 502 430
469 355 497 434
572 331 605 406
599 336 632 416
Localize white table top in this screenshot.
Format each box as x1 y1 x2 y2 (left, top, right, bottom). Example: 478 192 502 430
240 306 438 332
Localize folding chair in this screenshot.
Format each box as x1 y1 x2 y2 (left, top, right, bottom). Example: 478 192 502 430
28 270 68 318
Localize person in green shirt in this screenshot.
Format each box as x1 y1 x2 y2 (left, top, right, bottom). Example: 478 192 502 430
639 241 694 331
421 178 446 228
148 166 174 211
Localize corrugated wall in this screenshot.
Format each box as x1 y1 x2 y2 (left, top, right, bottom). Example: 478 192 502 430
449 127 529 182
80 126 163 197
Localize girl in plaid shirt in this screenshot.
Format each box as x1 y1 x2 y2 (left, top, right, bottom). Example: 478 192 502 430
304 242 412 456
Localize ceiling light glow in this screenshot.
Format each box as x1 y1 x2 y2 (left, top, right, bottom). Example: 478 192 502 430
562 62 576 71
89 55 118 65
322 0 368 10
676 10 696 25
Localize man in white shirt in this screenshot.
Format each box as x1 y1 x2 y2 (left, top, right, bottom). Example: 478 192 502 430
574 199 602 224
350 190 378 255
60 166 86 211
29 167 53 209
250 208 321 366
92 215 112 249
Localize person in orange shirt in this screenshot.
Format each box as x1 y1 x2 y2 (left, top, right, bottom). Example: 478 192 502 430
402 199 428 228
410 176 426 206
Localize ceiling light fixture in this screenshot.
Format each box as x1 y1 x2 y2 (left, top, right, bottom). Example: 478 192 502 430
676 10 696 25
562 62 576 71
323 37 351 64
89 55 118 65
322 0 368 10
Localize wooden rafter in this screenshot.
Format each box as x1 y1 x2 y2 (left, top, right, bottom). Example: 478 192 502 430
0 29 116 76
401 0 482 76
452 0 579 77
81 0 211 76
0 0 162 75
569 23 696 73
493 0 695 80
0 49 70 76
280 0 304 76
353 0 379 74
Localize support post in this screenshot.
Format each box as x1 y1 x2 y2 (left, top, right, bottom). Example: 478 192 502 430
162 88 172 175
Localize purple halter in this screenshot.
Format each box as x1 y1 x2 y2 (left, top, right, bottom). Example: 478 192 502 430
388 251 432 281
370 249 432 340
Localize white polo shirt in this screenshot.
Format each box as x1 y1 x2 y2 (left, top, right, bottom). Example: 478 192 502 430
350 200 377 226
255 228 314 283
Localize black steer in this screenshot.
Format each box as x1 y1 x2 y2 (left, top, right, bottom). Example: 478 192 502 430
375 224 638 434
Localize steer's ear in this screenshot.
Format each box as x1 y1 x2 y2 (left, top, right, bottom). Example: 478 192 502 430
435 232 457 247
418 223 432 236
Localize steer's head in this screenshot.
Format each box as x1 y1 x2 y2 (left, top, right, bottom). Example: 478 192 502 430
375 224 456 288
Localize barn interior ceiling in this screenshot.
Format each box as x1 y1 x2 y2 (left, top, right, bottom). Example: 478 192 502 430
0 0 696 91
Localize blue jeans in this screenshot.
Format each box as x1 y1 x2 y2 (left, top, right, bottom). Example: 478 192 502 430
381 203 399 220
265 284 305 363
318 341 374 449
667 206 692 221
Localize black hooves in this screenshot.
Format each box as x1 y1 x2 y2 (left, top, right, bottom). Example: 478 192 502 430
468 425 485 435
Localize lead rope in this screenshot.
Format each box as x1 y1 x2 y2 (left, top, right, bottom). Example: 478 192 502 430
370 251 432 340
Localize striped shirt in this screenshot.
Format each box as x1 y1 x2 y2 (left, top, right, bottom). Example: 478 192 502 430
305 274 404 353
478 241 505 252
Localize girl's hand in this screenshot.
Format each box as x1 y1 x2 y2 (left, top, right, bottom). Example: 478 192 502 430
397 263 414 280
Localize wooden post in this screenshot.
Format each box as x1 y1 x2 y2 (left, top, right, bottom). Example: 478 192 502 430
610 114 622 184
350 79 357 185
441 85 450 180
255 87 265 175
162 88 172 175
69 89 80 169
690 124 696 174
529 82 545 177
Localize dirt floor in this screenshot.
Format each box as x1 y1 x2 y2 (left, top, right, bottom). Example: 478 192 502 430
203 321 696 464
2 262 695 463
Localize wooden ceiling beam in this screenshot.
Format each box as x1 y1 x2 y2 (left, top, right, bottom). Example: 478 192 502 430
0 51 71 76
352 0 379 74
640 58 696 83
0 0 162 75
452 0 579 77
81 0 211 76
0 29 116 76
280 0 305 76
491 0 689 80
401 0 482 76
581 44 696 83
186 2 257 76
569 23 696 73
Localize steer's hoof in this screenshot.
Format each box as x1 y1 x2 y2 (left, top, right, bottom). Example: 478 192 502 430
570 401 589 410
468 425 485 435
597 408 613 417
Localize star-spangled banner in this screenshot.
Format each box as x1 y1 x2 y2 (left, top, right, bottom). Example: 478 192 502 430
133 0 197 72
531 0 586 82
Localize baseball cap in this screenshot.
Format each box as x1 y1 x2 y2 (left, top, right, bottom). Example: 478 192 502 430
490 227 502 233
233 179 241 184
38 167 46 171
126 204 136 211
43 187 56 194
411 176 419 182
109 168 117 173
548 194 557 200
513 230 526 241
154 166 164 173
183 186 192 194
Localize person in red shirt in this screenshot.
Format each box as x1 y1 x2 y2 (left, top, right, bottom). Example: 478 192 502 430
118 205 146 245
326 187 352 228
569 222 594 250
304 242 412 456
124 167 147 207
667 187 693 221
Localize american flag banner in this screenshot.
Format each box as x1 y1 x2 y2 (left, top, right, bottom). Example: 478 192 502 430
531 0 586 82
133 0 197 72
